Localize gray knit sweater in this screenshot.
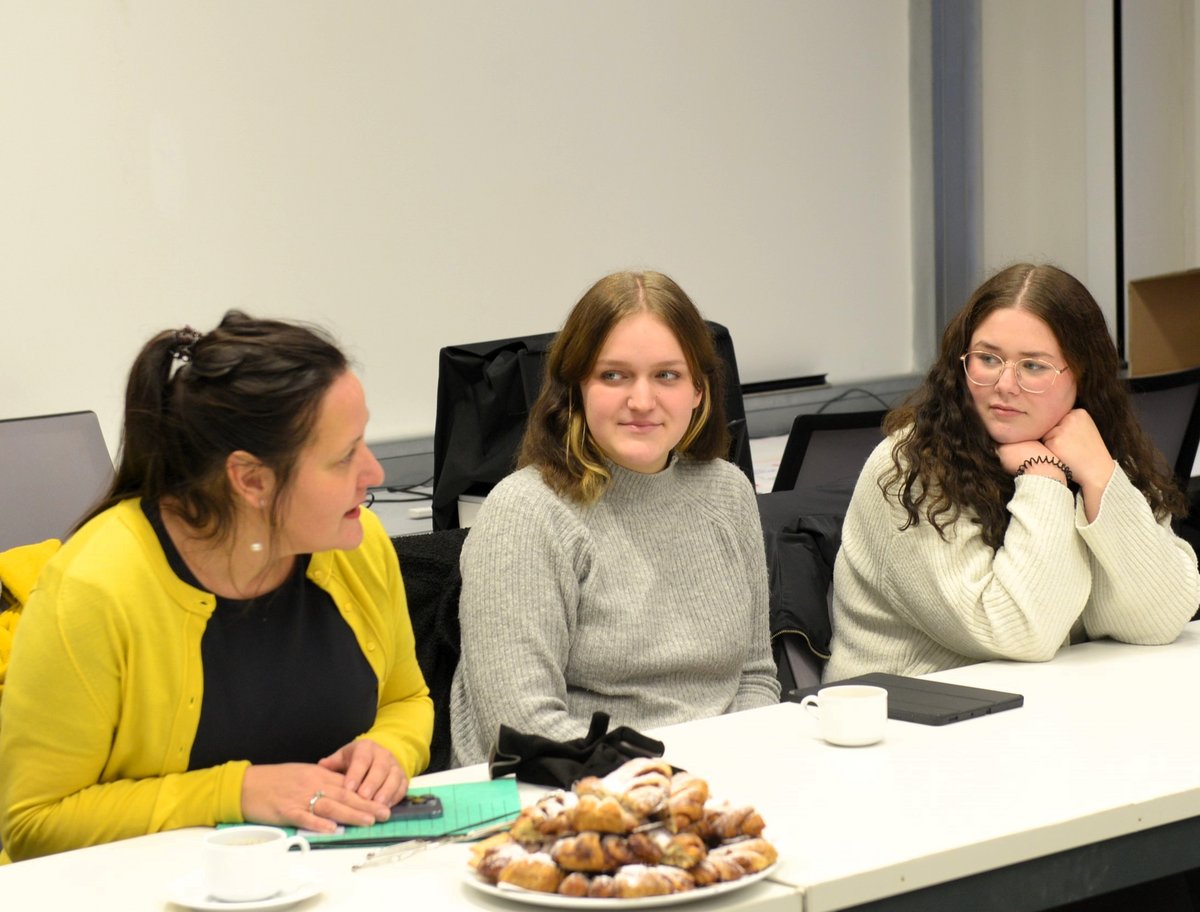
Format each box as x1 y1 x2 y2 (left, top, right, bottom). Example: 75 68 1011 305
448 457 780 767
826 436 1200 681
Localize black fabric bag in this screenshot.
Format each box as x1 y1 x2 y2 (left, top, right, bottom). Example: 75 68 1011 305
487 712 665 789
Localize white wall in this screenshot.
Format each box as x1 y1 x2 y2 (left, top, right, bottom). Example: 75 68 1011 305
979 0 1199 335
979 0 1116 323
0 1 914 453
1122 0 1198 287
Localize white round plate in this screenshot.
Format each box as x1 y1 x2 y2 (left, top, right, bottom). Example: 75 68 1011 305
166 865 321 911
462 863 778 908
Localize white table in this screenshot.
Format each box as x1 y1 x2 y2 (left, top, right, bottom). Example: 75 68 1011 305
5 628 1200 910
0 765 798 910
646 625 1200 911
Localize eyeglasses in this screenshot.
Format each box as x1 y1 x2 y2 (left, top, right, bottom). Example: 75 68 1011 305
960 351 1068 394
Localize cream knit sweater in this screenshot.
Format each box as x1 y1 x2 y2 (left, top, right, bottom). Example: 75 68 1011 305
826 436 1200 681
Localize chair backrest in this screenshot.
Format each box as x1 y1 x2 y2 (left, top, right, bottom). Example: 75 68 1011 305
1126 368 1200 487
431 321 753 530
771 409 888 493
0 411 113 551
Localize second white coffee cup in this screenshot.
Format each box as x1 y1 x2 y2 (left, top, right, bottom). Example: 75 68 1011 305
799 684 888 746
202 825 310 902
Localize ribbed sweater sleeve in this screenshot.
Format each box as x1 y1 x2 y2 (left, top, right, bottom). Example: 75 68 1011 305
1076 465 1200 643
826 437 1198 682
449 459 778 767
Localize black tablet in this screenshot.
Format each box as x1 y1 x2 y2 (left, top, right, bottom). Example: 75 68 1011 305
787 672 1023 726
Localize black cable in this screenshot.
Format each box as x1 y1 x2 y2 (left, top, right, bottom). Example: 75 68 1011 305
814 387 893 414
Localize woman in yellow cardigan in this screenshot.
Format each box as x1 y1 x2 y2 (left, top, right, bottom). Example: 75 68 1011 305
0 313 433 861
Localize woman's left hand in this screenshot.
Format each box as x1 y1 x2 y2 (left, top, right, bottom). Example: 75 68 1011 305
1041 408 1115 492
317 738 409 809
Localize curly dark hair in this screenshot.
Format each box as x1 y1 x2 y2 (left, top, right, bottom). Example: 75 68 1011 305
518 270 729 504
884 263 1188 550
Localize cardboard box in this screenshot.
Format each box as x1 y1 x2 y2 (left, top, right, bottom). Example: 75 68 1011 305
1127 268 1200 377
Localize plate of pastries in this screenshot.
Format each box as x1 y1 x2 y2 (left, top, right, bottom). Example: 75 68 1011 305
466 757 779 907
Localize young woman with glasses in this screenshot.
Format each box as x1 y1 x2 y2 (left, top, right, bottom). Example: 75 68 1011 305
825 263 1199 681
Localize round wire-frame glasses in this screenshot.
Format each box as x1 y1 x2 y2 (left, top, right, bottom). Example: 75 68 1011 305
959 351 1068 394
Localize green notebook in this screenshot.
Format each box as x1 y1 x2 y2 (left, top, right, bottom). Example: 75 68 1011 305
222 778 521 848
302 778 520 848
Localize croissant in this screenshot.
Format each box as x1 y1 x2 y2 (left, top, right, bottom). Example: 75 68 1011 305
602 758 675 818
587 875 617 898
656 866 697 894
627 827 707 869
557 872 591 897
511 791 578 843
550 831 644 872
469 831 516 870
666 771 709 832
475 840 534 884
497 852 564 894
707 837 779 873
550 832 610 873
689 855 747 886
566 793 639 835
612 863 694 898
693 799 766 842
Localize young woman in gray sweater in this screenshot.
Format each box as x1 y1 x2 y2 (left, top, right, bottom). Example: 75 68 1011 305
449 271 779 766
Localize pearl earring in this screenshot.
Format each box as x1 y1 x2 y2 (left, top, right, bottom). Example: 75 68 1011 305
251 499 266 552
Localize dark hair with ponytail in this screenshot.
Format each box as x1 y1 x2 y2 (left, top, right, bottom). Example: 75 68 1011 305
77 310 348 542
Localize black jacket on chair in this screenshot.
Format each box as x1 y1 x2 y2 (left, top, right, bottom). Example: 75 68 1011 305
391 528 469 773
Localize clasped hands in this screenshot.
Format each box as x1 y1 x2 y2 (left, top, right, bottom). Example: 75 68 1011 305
997 409 1112 487
998 408 1116 522
240 737 408 834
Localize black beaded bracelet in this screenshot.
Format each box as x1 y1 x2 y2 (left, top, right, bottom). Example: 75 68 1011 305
1015 454 1073 484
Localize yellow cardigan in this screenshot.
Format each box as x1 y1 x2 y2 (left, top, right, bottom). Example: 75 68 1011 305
0 500 432 862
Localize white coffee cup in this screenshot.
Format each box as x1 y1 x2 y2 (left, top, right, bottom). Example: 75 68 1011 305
202 825 310 902
799 684 888 746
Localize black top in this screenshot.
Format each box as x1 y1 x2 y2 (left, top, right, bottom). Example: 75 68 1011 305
141 501 378 769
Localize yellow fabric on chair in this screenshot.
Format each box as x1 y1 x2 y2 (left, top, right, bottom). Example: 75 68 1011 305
0 538 61 704
0 539 61 606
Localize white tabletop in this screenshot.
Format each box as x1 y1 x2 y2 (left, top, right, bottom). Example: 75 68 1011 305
0 765 798 911
4 627 1200 911
644 624 1200 911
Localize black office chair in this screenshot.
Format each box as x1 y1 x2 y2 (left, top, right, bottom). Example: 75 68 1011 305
1126 367 1200 490
771 409 888 494
431 322 754 530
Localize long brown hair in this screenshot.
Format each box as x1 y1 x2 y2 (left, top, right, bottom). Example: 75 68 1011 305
78 310 348 541
518 271 729 504
885 263 1188 549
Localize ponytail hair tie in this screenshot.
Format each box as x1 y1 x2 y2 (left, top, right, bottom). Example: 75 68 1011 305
167 327 203 379
169 327 202 362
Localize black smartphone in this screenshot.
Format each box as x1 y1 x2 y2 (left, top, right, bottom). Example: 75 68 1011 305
388 794 444 822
